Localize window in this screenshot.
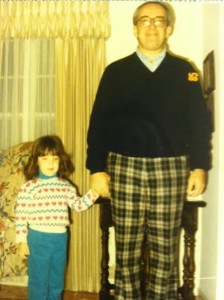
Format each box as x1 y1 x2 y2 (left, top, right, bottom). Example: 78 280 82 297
0 39 56 149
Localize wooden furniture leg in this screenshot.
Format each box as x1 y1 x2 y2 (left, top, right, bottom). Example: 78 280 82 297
179 201 206 300
97 199 114 300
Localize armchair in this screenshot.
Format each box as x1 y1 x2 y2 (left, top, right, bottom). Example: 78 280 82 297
0 142 33 281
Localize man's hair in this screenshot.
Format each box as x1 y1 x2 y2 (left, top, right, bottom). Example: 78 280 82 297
24 135 75 180
133 1 175 27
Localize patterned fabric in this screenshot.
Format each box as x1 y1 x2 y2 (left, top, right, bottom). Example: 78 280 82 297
0 153 4 166
0 141 33 279
16 178 96 243
107 152 190 300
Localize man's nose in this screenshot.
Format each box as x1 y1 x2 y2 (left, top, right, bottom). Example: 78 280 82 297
148 20 156 29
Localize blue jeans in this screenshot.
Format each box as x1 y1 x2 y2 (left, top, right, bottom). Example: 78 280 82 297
27 228 68 300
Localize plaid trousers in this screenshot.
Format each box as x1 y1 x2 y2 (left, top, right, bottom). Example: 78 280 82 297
107 152 189 300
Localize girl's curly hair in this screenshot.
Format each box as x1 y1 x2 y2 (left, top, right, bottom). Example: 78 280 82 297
24 135 75 180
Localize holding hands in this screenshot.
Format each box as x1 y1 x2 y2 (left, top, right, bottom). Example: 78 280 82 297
90 172 110 198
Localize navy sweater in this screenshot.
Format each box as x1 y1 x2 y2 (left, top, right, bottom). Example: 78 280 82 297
86 52 211 173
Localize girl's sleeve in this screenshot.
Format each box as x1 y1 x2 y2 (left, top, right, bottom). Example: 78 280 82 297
68 187 98 212
15 183 30 243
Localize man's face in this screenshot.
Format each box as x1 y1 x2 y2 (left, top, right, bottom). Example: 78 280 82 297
133 3 172 55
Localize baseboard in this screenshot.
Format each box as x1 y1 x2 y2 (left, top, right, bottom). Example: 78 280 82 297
197 290 208 300
0 284 27 299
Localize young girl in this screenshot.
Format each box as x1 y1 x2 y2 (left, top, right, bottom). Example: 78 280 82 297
15 135 98 300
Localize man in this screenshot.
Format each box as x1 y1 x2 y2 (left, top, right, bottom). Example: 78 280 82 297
86 2 211 300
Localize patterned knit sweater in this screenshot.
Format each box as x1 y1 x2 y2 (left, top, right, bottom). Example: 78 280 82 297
15 177 97 243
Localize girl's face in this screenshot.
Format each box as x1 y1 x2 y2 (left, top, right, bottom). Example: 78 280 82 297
38 153 59 177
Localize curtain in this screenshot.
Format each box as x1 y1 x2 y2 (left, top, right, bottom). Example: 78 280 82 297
0 39 55 149
0 0 110 39
55 37 107 291
0 0 110 292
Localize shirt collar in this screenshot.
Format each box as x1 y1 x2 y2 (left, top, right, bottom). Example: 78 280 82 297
136 48 166 63
136 48 166 72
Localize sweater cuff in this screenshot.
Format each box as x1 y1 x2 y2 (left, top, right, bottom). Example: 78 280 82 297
89 188 99 200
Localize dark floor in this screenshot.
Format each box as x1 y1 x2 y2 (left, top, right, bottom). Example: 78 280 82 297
0 285 205 300
0 285 98 300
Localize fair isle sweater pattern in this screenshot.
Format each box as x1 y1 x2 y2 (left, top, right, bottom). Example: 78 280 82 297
15 177 96 242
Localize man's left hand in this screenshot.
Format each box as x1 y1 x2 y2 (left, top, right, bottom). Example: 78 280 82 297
187 169 207 197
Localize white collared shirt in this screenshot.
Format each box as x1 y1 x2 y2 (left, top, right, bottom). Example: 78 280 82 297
136 48 166 72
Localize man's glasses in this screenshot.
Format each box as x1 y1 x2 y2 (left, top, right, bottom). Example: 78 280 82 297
137 16 167 28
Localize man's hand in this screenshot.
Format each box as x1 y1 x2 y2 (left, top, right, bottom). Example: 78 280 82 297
90 172 110 198
187 169 207 197
17 242 30 259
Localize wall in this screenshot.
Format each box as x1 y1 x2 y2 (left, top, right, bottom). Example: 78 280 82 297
106 1 223 298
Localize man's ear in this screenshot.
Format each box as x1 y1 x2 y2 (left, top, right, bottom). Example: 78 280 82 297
166 25 173 38
133 25 138 38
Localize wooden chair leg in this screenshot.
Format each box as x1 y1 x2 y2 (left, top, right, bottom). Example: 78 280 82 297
179 201 206 300
98 199 114 300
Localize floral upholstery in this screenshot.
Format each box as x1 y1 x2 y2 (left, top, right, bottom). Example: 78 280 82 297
0 141 33 279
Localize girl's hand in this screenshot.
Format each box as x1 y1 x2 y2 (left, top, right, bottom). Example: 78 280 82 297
17 242 30 259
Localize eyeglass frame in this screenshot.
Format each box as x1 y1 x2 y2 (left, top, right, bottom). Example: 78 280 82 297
136 16 167 28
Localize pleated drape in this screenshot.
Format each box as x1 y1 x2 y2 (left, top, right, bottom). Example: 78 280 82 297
0 0 110 39
55 37 107 292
